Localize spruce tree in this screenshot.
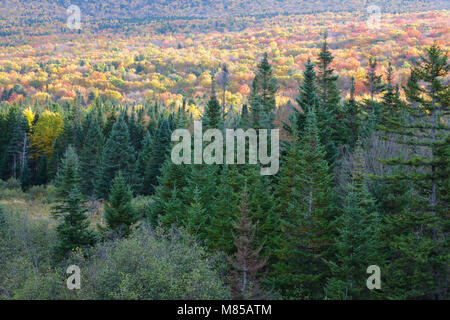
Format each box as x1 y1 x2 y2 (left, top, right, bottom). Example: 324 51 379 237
204 76 222 129
285 58 337 164
95 116 135 199
325 141 382 300
229 187 268 300
5 114 29 180
249 53 278 128
342 77 361 149
144 118 172 195
317 32 341 114
79 115 103 197
365 57 384 113
285 58 319 137
52 146 96 258
273 107 336 299
184 186 208 239
34 153 48 186
206 165 242 253
380 45 449 299
102 172 139 237
150 159 189 224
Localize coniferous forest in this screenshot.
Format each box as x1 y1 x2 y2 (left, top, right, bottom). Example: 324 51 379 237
0 1 449 301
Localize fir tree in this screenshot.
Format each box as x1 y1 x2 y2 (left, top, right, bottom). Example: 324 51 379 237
273 107 336 299
317 31 341 114
204 75 222 129
229 187 268 300
184 186 208 239
285 58 319 137
79 115 103 197
150 159 189 224
378 62 405 133
325 141 382 300
249 53 278 128
342 77 361 149
144 118 172 195
52 146 96 258
218 63 230 115
365 57 383 110
102 172 139 237
285 58 337 164
34 153 48 186
4 114 29 181
206 165 242 253
380 45 449 299
95 116 135 199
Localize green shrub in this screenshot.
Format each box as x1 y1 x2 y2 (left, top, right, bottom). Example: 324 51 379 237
131 196 152 217
79 224 230 300
26 185 47 201
0 188 24 199
4 178 21 190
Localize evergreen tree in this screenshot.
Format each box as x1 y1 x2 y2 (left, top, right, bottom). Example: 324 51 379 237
317 32 341 114
285 58 337 164
132 132 153 195
380 45 449 299
127 110 145 152
150 159 189 224
4 114 29 181
143 118 172 195
184 186 208 239
285 58 319 137
249 53 278 128
365 57 384 112
206 165 242 253
52 146 96 258
159 187 185 227
204 75 222 129
229 187 268 300
79 115 103 197
240 104 251 128
34 153 48 185
102 172 139 237
95 117 135 199
325 142 382 299
378 62 405 133
273 108 336 299
316 32 346 157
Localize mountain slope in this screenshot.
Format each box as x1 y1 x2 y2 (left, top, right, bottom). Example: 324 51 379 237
1 0 449 22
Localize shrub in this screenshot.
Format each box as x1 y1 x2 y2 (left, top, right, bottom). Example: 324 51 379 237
79 224 230 300
4 178 21 190
26 185 47 201
0 178 24 199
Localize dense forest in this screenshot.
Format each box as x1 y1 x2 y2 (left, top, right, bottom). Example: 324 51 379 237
1 0 449 22
0 29 448 300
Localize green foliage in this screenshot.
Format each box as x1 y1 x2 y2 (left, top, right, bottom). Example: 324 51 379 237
273 108 337 299
249 53 278 128
95 117 135 199
325 142 382 300
52 146 97 258
79 113 103 197
102 172 140 237
79 225 230 300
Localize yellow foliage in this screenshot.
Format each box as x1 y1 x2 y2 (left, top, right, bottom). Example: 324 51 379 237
30 110 64 159
23 107 35 129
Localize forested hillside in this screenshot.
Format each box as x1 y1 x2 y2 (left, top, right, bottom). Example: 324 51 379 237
1 39 448 299
1 0 449 22
0 0 448 302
